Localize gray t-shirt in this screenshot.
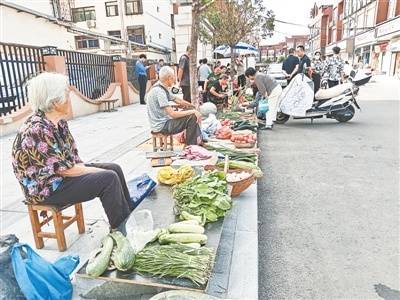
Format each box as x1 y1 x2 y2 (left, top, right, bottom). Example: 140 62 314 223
198 64 211 81
178 54 190 86
146 83 175 132
254 72 279 97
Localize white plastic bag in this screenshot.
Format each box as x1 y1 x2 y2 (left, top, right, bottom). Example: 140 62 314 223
125 209 158 253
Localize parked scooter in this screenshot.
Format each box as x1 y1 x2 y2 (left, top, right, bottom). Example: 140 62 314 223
275 69 372 124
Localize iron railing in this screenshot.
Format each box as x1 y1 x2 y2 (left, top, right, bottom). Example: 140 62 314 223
124 58 140 91
58 49 115 99
0 43 45 116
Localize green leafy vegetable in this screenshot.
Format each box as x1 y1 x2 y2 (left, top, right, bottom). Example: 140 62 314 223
134 244 215 286
173 171 232 223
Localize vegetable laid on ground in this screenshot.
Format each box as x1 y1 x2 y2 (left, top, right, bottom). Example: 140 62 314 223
205 144 257 163
173 171 232 223
110 231 136 271
134 244 215 286
216 160 263 178
157 165 194 185
86 235 114 277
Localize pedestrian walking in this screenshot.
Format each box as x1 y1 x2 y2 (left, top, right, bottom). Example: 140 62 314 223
245 67 282 130
155 59 165 76
236 55 246 87
282 48 300 84
178 46 192 102
311 51 324 93
135 54 149 105
198 58 211 90
323 46 344 88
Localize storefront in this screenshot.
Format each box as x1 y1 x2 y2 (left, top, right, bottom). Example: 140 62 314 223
354 29 376 67
375 16 400 76
389 39 400 77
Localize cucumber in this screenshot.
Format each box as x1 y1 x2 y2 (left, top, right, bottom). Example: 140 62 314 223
168 223 205 234
158 233 208 245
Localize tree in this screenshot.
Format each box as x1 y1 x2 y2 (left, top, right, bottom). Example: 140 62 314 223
199 0 275 71
189 0 215 108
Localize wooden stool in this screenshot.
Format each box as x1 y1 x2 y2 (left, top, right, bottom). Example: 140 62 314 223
28 203 85 252
151 131 174 152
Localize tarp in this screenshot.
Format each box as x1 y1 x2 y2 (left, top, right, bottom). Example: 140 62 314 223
278 74 314 117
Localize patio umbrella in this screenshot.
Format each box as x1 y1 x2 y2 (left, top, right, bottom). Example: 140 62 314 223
213 42 258 57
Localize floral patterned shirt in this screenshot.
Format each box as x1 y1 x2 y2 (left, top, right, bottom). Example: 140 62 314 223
312 59 325 74
323 55 344 81
12 111 82 204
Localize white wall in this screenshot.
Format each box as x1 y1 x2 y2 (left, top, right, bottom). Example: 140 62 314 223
174 5 213 63
0 5 76 49
72 0 174 60
5 0 55 15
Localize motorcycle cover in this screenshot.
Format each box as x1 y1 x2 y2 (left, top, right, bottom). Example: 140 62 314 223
279 74 314 117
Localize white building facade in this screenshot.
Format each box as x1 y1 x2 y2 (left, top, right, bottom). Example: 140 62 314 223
173 1 214 63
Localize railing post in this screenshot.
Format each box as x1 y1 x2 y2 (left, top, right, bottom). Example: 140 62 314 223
112 55 129 106
41 46 66 75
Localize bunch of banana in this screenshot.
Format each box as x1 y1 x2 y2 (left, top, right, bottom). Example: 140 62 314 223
157 165 194 185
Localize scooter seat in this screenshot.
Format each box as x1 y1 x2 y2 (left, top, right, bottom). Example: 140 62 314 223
315 83 353 100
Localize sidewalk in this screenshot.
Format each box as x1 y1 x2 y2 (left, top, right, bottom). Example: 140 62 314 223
0 103 151 273
0 103 258 299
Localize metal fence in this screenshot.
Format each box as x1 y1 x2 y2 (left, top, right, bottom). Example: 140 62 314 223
58 49 115 100
0 43 45 116
124 58 140 91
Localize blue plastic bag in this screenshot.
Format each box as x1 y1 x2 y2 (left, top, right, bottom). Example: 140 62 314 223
128 174 157 208
11 243 79 300
257 98 269 114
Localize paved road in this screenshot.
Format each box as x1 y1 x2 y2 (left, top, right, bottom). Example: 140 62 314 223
258 81 399 299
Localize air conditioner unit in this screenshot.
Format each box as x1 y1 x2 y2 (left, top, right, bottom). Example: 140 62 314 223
86 20 96 29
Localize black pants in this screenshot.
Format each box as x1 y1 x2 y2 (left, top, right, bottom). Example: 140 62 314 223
181 85 191 102
44 163 133 229
312 73 321 94
138 75 148 104
238 74 246 87
160 115 201 145
328 80 339 88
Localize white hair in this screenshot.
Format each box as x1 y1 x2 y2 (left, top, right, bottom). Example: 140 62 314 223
27 72 69 113
158 66 175 83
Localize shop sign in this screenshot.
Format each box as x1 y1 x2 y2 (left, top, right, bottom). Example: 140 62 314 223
389 40 400 52
376 17 400 38
355 30 376 46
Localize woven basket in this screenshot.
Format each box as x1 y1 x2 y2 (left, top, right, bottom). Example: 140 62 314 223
204 165 255 197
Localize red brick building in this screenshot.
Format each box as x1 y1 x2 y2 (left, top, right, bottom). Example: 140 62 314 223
259 35 308 62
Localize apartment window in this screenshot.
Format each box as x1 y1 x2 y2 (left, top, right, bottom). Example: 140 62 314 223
172 37 176 51
365 7 374 28
388 0 396 18
108 30 121 44
105 1 118 17
159 33 162 39
179 0 192 6
171 14 175 28
126 0 143 15
127 26 145 44
357 14 364 29
72 6 95 22
75 36 99 49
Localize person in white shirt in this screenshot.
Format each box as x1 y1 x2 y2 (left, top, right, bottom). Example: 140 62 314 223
197 58 212 90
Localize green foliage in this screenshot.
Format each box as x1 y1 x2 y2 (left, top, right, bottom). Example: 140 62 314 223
199 0 275 47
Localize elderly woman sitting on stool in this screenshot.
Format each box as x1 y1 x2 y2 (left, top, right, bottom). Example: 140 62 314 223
12 72 133 234
146 66 202 145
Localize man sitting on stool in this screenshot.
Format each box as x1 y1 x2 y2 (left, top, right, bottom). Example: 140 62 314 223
146 66 202 145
